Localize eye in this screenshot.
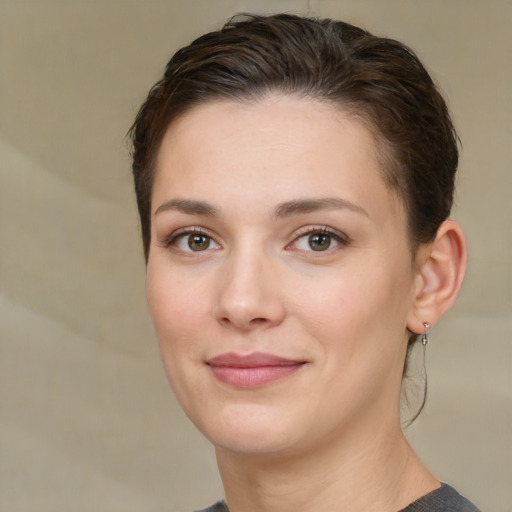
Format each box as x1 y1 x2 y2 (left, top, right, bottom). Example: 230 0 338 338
297 232 338 252
182 233 213 252
165 229 221 253
291 228 347 252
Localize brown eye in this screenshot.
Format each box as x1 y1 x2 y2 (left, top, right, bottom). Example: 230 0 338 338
187 234 211 251
167 228 221 253
290 227 346 253
308 233 332 251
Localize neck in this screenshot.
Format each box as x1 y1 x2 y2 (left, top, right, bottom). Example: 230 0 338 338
216 420 438 512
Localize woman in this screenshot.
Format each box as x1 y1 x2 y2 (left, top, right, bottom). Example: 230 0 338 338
130 14 480 512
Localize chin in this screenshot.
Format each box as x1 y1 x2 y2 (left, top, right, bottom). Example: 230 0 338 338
190 402 306 456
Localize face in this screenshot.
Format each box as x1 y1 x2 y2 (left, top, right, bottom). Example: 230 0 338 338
147 95 419 457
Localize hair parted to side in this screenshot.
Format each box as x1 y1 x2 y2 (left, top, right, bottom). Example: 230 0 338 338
130 13 459 262
129 13 460 423
130 14 459 262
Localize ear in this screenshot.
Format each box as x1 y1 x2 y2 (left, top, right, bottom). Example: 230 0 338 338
407 220 467 334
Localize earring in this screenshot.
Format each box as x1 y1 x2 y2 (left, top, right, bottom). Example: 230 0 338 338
421 322 431 345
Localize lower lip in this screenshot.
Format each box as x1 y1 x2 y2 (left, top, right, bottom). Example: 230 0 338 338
209 363 304 388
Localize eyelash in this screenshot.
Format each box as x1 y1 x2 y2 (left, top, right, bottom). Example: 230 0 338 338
160 227 216 249
160 226 350 253
289 226 350 253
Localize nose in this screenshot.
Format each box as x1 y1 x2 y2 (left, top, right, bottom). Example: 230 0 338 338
214 247 286 331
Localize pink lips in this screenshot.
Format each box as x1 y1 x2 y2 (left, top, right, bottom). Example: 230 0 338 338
207 352 306 388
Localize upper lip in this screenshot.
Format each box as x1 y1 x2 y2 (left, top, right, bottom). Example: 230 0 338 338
206 352 305 368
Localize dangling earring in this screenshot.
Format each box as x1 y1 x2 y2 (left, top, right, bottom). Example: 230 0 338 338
421 322 431 345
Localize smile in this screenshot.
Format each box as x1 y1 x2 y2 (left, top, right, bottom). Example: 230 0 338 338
206 352 307 388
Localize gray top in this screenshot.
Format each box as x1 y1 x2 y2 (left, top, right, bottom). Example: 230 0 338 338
194 483 481 512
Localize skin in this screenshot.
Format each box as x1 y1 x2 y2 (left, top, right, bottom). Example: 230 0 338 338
146 95 466 512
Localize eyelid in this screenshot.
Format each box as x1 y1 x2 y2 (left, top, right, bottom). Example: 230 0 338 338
159 226 221 250
287 225 350 251
157 224 349 252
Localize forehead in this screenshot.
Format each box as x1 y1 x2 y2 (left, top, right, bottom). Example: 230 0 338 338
153 95 403 220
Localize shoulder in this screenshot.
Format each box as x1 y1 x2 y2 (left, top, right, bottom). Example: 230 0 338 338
400 483 482 512
193 501 229 512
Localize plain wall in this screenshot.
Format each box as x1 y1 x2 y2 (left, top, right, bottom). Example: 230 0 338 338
1 1 510 511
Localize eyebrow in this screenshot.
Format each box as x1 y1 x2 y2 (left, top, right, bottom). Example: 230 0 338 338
153 197 368 218
273 198 369 218
154 199 219 217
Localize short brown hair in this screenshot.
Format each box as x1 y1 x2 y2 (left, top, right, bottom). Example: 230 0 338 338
130 13 459 261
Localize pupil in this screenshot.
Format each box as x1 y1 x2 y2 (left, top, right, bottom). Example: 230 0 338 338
188 234 209 251
309 233 330 251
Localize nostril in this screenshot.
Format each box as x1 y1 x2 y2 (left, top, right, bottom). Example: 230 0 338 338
214 284 286 329
218 316 269 329
218 316 267 327
250 318 267 325
219 317 230 327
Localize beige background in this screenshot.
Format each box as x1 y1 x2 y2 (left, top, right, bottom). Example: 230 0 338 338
0 1 510 511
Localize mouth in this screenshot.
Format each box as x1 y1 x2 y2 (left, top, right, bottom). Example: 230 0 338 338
206 352 307 388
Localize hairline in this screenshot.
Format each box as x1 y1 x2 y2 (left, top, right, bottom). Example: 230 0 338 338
148 89 419 257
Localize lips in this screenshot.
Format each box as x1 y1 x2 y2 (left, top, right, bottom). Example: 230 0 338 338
206 352 306 388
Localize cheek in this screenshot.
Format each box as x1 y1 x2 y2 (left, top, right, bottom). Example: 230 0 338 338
146 263 211 353
292 258 413 352
145 263 213 410
288 265 375 329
